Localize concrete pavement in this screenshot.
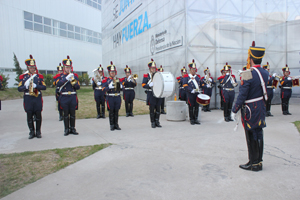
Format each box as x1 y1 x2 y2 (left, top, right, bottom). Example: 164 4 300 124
0 96 300 200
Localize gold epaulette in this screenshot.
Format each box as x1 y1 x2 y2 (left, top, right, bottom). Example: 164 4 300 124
241 69 253 81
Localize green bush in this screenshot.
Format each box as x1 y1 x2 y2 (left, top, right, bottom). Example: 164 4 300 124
42 74 54 88
78 74 91 86
0 73 10 90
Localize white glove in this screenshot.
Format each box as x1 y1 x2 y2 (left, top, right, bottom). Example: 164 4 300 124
273 89 275 93
108 82 114 89
191 89 195 94
33 83 37 88
120 84 123 89
226 73 229 75
208 78 212 82
205 75 207 79
149 82 154 87
237 70 243 75
66 73 74 81
272 73 277 77
231 112 236 121
24 79 30 88
128 75 132 82
206 84 211 88
97 81 102 86
287 77 291 80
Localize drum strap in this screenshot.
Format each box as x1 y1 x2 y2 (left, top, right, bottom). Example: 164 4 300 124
188 74 199 91
147 72 152 85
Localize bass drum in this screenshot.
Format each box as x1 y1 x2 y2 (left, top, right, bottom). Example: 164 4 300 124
153 72 175 98
196 94 210 106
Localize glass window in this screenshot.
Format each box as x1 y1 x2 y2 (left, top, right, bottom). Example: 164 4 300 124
44 26 51 34
88 36 93 43
34 14 42 23
87 30 93 36
93 38 98 44
53 28 58 35
81 28 86 35
44 17 51 25
98 39 102 45
93 32 97 37
75 26 80 33
87 0 92 6
60 30 67 37
34 23 43 32
97 33 102 38
60 22 67 30
93 2 97 8
24 11 33 21
81 35 86 41
24 21 33 30
98 0 101 3
68 32 74 39
53 20 59 28
75 33 81 40
68 24 74 31
97 4 101 10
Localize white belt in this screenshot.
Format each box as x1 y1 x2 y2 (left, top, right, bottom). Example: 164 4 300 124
245 96 263 104
108 93 120 96
224 88 234 91
267 86 273 89
61 91 77 95
25 92 41 95
147 89 152 91
125 87 134 90
283 87 292 89
179 87 184 89
95 87 103 90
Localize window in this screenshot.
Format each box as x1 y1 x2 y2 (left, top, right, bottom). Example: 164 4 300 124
24 21 33 30
75 33 81 40
75 26 80 33
44 26 51 34
68 31 74 39
44 17 51 26
34 14 42 23
24 11 32 21
68 24 74 31
53 20 59 28
60 30 67 37
34 23 43 32
60 22 67 30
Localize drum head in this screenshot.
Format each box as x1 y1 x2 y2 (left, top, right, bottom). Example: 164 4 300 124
153 73 163 98
153 72 175 98
198 94 210 100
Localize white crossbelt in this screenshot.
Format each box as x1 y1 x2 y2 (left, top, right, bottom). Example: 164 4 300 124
61 92 76 95
224 88 234 91
245 96 263 104
283 87 292 89
25 92 41 95
251 67 268 101
108 93 120 96
125 87 134 90
146 89 152 91
267 86 273 88
95 87 103 90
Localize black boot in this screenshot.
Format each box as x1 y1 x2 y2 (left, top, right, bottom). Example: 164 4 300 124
33 113 37 122
96 102 101 119
202 105 207 112
224 103 229 122
69 110 78 135
258 138 264 171
59 110 63 121
63 110 70 136
189 106 195 125
150 106 156 128
109 110 115 131
282 99 287 115
101 104 106 118
27 112 35 139
239 130 252 170
207 104 211 112
35 112 42 138
228 102 234 121
240 137 260 172
155 111 162 127
194 106 201 125
286 99 292 115
114 109 121 130
125 101 129 117
220 98 224 110
161 99 166 114
129 102 134 117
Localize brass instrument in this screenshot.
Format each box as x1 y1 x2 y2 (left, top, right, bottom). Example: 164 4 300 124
69 73 77 86
93 69 103 88
275 75 283 81
113 77 121 91
28 74 39 97
132 74 138 80
204 69 212 87
230 74 238 87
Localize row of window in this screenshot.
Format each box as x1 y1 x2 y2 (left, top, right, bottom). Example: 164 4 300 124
76 0 102 11
24 11 102 45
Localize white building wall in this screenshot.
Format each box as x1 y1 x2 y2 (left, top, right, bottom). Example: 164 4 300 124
0 0 102 87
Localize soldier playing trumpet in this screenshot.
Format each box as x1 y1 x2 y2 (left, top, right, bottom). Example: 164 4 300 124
201 67 215 112
92 65 106 119
122 65 137 117
18 55 46 139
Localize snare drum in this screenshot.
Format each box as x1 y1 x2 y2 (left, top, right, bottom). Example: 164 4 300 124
196 94 210 105
153 72 175 98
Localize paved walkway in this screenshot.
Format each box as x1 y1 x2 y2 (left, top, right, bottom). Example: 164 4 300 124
0 97 300 200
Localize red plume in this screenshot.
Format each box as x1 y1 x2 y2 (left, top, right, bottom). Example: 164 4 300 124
226 62 228 65
286 64 288 67
99 64 102 67
183 66 185 68
59 63 61 66
126 65 128 68
192 59 194 63
67 55 70 59
29 55 33 59
151 58 153 61
207 67 209 69
252 41 255 47
267 62 269 65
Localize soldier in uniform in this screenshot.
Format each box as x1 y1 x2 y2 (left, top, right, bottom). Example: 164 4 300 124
219 62 237 122
183 59 201 125
157 65 166 114
142 59 162 128
56 56 80 136
231 41 268 171
122 65 136 117
53 63 64 121
102 62 124 131
0 75 3 89
176 66 187 102
92 65 106 119
18 55 46 139
217 69 226 110
201 67 215 112
280 65 293 115
263 62 276 117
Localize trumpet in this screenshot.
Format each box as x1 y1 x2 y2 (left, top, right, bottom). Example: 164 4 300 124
230 75 238 87
204 70 212 87
113 77 121 91
132 74 138 80
93 69 103 88
69 73 77 86
28 75 39 97
275 75 283 81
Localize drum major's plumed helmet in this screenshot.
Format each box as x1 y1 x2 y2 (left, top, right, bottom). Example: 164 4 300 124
124 65 131 74
57 63 63 71
246 41 265 69
262 62 270 70
97 64 104 72
25 55 36 68
282 64 290 74
62 55 72 67
204 67 210 74
158 65 164 72
188 59 197 70
223 62 231 71
181 66 187 73
220 69 224 74
148 58 156 69
243 65 247 71
107 61 117 74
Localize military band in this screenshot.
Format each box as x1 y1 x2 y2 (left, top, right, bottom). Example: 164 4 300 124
280 65 293 115
201 67 215 112
92 65 106 119
18 55 46 139
56 56 80 136
102 62 123 131
53 63 64 121
183 59 201 125
122 65 136 117
176 67 188 102
142 59 162 128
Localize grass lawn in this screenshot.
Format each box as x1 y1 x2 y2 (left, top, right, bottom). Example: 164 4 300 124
293 121 300 133
0 144 112 198
0 87 150 119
